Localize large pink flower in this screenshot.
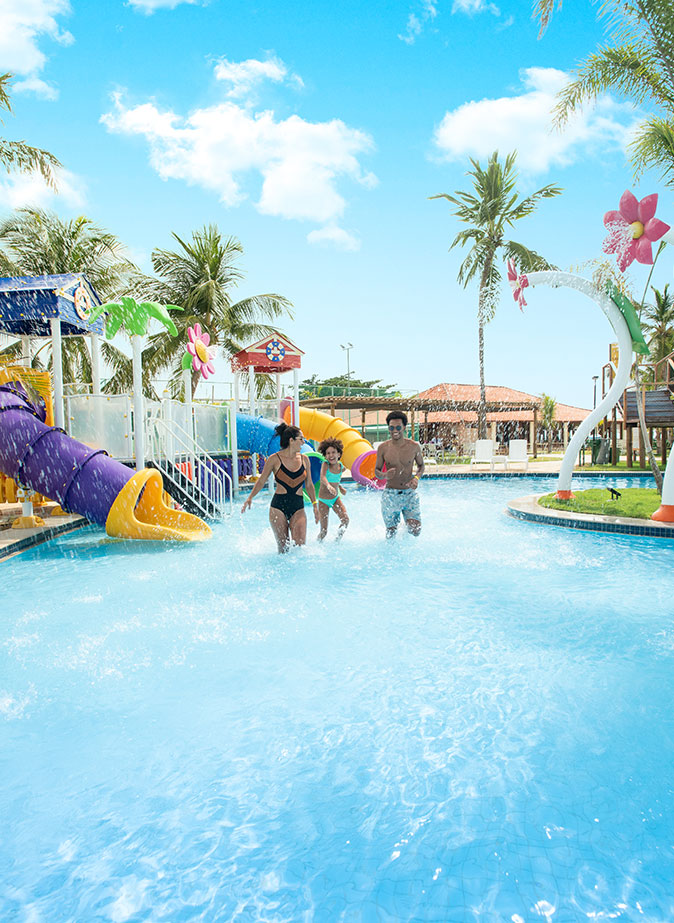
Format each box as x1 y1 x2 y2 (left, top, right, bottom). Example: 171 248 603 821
603 191 670 272
186 323 216 379
507 259 528 310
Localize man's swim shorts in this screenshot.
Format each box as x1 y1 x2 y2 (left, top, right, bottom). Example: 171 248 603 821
381 488 421 529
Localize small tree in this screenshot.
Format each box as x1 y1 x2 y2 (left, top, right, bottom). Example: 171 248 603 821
540 393 556 453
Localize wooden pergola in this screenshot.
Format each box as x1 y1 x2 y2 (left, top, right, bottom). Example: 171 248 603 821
300 395 543 456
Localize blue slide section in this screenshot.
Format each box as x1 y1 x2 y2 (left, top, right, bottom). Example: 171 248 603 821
236 413 322 484
236 413 282 457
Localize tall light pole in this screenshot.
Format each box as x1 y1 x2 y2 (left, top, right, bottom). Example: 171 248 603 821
592 374 599 460
340 342 354 393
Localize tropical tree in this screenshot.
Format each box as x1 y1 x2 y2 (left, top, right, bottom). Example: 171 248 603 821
535 0 674 186
540 392 557 452
642 283 674 363
431 151 562 436
0 74 61 187
130 225 293 398
0 208 136 387
300 374 399 398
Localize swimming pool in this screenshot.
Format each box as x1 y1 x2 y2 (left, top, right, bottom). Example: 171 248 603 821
2 476 673 921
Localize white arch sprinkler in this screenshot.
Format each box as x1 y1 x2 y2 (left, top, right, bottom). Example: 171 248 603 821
519 271 638 499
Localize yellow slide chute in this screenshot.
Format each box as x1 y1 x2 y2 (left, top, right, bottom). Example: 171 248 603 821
283 405 381 486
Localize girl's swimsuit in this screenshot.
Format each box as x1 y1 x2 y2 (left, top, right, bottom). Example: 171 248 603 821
319 463 344 508
270 454 307 521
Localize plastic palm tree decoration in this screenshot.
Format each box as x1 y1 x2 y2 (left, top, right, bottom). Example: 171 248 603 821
89 296 182 339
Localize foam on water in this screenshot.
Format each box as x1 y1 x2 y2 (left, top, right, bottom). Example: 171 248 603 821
1 476 674 921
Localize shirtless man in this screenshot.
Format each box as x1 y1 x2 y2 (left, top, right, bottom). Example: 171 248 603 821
374 410 425 538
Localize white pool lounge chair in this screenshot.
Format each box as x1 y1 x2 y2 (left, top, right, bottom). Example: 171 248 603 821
469 439 495 469
506 439 529 471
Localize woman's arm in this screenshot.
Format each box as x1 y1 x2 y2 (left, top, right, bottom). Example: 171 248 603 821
320 461 336 496
241 456 276 512
304 457 320 521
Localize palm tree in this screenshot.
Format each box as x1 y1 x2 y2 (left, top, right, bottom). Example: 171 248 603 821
643 283 674 362
535 0 674 186
0 74 60 187
130 225 293 398
0 207 135 387
431 151 562 436
541 393 557 453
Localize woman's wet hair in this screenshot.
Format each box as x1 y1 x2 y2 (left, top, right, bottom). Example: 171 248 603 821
386 410 408 427
274 421 303 448
318 438 343 458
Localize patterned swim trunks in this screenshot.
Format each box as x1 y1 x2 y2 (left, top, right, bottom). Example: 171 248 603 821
381 488 421 529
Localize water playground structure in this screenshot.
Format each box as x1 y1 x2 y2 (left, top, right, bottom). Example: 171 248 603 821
0 274 384 542
3 195 674 548
507 191 674 522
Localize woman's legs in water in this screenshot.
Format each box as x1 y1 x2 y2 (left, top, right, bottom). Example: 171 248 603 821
269 507 291 553
317 502 330 540
289 508 307 546
333 499 349 540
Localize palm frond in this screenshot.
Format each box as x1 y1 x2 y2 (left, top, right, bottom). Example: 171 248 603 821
629 116 674 186
502 241 558 272
554 42 673 128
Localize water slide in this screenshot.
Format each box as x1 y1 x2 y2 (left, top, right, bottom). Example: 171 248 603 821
238 408 383 488
0 379 211 541
281 405 383 488
236 412 323 490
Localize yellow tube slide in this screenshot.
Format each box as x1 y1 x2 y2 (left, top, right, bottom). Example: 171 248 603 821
106 469 212 541
283 406 374 471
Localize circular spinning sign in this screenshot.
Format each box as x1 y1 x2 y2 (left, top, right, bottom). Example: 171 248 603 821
265 340 286 363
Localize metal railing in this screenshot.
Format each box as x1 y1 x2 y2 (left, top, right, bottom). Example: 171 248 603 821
146 415 232 519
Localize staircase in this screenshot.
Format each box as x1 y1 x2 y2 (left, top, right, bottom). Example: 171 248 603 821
146 415 232 520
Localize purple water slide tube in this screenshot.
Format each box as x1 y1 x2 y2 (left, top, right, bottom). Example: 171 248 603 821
0 382 134 527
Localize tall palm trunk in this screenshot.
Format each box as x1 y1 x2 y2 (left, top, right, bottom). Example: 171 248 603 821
477 320 487 438
476 251 494 439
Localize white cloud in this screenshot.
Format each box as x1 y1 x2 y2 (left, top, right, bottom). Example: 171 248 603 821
0 167 85 211
214 55 303 99
452 0 499 14
307 225 360 251
101 62 376 248
399 0 437 44
0 0 73 98
127 0 199 12
432 67 636 174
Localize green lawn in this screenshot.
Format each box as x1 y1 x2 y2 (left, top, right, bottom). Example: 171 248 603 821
539 488 661 520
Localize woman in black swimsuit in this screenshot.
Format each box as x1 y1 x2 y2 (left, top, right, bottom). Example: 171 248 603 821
241 422 319 552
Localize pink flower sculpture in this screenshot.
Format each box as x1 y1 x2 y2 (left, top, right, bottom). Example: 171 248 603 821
186 323 216 379
603 191 670 272
507 259 529 310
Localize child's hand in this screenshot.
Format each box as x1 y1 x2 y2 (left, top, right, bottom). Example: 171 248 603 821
340 485 347 495
241 496 252 513
313 503 320 522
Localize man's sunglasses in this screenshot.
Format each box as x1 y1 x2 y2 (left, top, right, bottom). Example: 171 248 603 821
388 424 403 431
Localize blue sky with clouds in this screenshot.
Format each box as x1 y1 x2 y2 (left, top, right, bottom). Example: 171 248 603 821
1 0 672 407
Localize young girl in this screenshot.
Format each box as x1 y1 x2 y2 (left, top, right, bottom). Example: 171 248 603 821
317 438 349 541
241 422 319 553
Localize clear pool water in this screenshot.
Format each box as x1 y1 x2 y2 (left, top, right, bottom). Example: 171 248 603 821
2 476 674 922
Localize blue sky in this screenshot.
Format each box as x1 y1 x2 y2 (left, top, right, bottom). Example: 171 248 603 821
1 0 672 408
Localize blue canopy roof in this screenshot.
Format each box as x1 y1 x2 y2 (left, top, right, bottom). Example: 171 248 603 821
0 273 105 336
